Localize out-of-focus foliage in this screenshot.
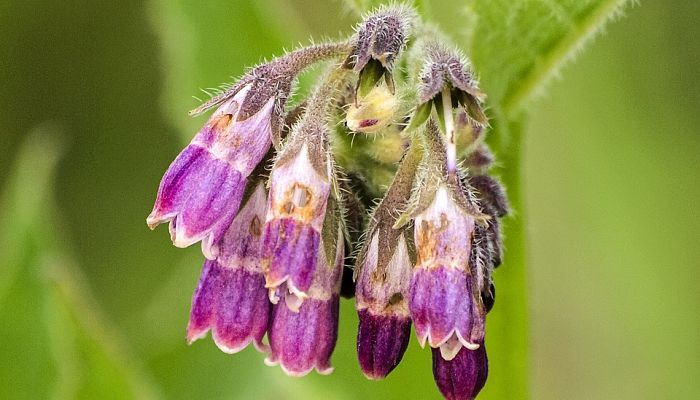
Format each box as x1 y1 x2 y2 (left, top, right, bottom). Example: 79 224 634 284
1 0 698 399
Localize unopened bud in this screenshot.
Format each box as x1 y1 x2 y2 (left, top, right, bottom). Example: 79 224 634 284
344 4 416 83
346 83 398 134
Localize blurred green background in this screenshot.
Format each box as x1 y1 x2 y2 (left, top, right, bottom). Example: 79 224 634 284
1 0 698 399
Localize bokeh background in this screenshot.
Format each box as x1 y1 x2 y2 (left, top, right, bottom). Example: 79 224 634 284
1 0 698 399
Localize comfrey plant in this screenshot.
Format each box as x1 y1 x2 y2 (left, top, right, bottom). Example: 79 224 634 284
148 4 509 399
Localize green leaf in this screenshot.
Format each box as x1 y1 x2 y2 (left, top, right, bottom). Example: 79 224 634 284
471 0 631 117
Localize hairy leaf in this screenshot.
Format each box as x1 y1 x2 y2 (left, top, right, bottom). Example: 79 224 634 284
472 0 631 116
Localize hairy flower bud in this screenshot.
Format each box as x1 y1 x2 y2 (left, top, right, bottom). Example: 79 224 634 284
344 4 416 94
409 45 488 173
455 110 485 152
418 45 486 124
346 83 398 134
464 145 494 174
432 344 488 400
187 182 270 353
469 175 509 219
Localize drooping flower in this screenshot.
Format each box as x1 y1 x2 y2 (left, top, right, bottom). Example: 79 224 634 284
404 121 489 361
261 68 350 377
261 68 349 306
187 182 270 353
147 84 272 259
354 144 421 379
265 198 345 376
147 43 350 259
410 184 484 360
261 140 332 303
356 232 413 379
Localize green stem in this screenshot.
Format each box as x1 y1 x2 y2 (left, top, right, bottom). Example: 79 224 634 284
481 114 529 399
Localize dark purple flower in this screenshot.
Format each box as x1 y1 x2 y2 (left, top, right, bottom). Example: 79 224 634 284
432 344 488 400
186 183 270 353
148 85 274 259
356 232 413 379
265 227 344 376
409 185 485 360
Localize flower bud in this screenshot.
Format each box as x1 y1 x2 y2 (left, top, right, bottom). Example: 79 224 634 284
344 4 416 94
346 83 398 134
470 174 509 270
432 344 488 400
265 223 344 376
187 182 270 353
469 175 509 219
418 45 486 125
463 145 494 174
455 110 485 152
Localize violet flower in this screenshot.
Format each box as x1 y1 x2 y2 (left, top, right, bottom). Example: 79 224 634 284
265 223 344 376
356 232 413 379
147 84 273 259
404 121 489 361
410 184 484 360
187 182 270 353
147 43 350 259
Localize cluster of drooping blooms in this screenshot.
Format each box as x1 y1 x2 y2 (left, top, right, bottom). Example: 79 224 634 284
147 4 508 399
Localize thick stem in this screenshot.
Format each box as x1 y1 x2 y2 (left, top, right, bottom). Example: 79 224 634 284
480 114 529 399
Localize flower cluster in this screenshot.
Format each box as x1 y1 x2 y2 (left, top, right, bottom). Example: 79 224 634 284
147 4 508 399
